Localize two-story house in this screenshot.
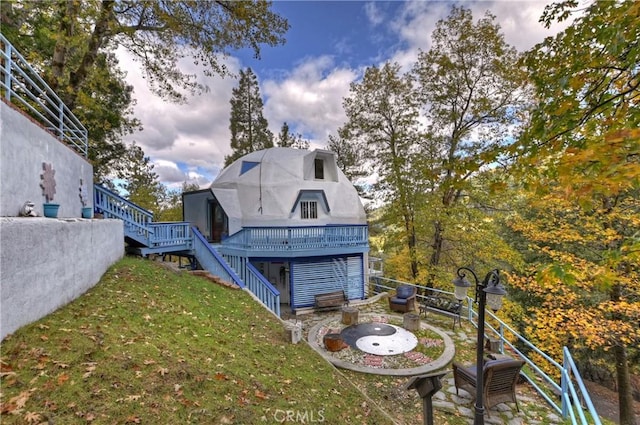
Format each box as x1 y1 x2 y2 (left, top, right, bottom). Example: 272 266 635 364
183 147 369 312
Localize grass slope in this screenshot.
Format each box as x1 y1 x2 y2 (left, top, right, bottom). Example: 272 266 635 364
0 257 394 424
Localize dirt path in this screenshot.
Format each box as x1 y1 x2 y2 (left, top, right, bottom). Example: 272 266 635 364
583 380 640 424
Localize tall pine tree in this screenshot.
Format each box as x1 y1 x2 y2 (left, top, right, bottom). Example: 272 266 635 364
225 68 273 166
276 122 310 150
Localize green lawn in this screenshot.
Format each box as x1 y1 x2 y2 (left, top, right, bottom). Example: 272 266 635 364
0 257 395 424
1 256 607 425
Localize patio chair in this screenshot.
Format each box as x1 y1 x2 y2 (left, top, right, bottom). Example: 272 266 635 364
388 285 417 313
452 357 525 413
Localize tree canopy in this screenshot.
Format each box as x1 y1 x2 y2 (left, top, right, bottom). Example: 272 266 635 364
336 7 528 283
339 62 424 278
412 6 529 275
1 0 289 180
509 2 640 422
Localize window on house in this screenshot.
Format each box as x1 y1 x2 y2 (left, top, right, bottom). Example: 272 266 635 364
240 161 260 175
314 158 324 179
300 201 318 219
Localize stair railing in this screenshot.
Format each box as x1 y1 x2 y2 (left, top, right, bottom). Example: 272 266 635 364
191 227 244 288
94 185 154 243
245 263 281 317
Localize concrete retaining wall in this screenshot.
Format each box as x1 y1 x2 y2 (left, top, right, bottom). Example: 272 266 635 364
0 102 125 339
0 102 93 218
0 217 124 339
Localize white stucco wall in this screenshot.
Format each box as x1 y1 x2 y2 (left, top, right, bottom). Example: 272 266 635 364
0 102 124 340
0 217 124 339
0 102 93 218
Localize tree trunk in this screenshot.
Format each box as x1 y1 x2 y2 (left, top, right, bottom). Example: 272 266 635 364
430 187 459 272
611 282 637 425
613 343 636 425
407 219 418 280
68 0 114 107
430 220 443 268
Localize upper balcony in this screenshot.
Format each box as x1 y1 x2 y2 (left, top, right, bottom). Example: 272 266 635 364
219 225 369 258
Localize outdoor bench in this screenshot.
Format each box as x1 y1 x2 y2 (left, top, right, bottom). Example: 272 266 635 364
419 295 463 330
315 290 348 310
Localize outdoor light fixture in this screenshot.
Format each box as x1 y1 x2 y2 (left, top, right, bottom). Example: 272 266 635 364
452 267 507 425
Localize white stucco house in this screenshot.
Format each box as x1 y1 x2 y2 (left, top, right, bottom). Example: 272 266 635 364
183 147 370 312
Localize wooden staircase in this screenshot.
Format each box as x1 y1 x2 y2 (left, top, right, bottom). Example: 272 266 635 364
94 184 192 256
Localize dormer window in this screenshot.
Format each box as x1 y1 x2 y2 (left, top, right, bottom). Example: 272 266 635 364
300 200 318 219
292 190 328 219
314 158 324 179
304 150 338 182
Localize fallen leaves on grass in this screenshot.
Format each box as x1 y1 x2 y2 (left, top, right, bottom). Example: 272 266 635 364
1 388 35 415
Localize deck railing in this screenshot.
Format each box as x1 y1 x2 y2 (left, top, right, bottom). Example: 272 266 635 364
223 225 369 252
147 222 192 250
368 276 602 425
0 33 88 156
245 263 281 317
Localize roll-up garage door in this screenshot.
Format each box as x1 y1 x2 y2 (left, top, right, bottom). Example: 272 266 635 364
291 255 364 308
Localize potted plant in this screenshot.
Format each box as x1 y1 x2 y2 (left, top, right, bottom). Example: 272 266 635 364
79 179 92 218
40 162 59 218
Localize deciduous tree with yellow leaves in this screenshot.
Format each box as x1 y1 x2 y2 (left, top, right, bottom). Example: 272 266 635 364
509 1 639 423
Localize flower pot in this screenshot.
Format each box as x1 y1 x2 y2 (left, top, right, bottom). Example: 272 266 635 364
43 203 60 218
82 206 92 218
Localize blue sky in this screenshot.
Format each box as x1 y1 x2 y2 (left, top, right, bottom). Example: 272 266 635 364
238 1 406 78
119 1 574 190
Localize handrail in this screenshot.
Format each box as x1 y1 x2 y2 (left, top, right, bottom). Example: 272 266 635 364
192 227 245 288
564 347 602 425
94 184 154 220
245 263 281 317
367 276 602 424
0 33 88 156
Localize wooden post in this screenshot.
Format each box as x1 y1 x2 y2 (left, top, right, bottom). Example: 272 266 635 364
341 306 359 325
403 312 421 331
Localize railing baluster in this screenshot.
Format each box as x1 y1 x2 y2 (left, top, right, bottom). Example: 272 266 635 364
3 41 12 101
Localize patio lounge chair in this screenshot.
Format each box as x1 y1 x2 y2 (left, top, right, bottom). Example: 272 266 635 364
452 357 525 413
388 285 417 313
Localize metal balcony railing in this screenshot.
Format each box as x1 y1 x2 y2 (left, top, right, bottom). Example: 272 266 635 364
1 33 88 156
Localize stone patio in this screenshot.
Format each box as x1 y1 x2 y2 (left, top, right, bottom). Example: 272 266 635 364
282 298 564 424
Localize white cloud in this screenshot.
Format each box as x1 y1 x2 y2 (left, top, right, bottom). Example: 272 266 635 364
262 56 359 144
468 1 575 52
118 47 241 186
153 159 186 183
364 2 384 27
